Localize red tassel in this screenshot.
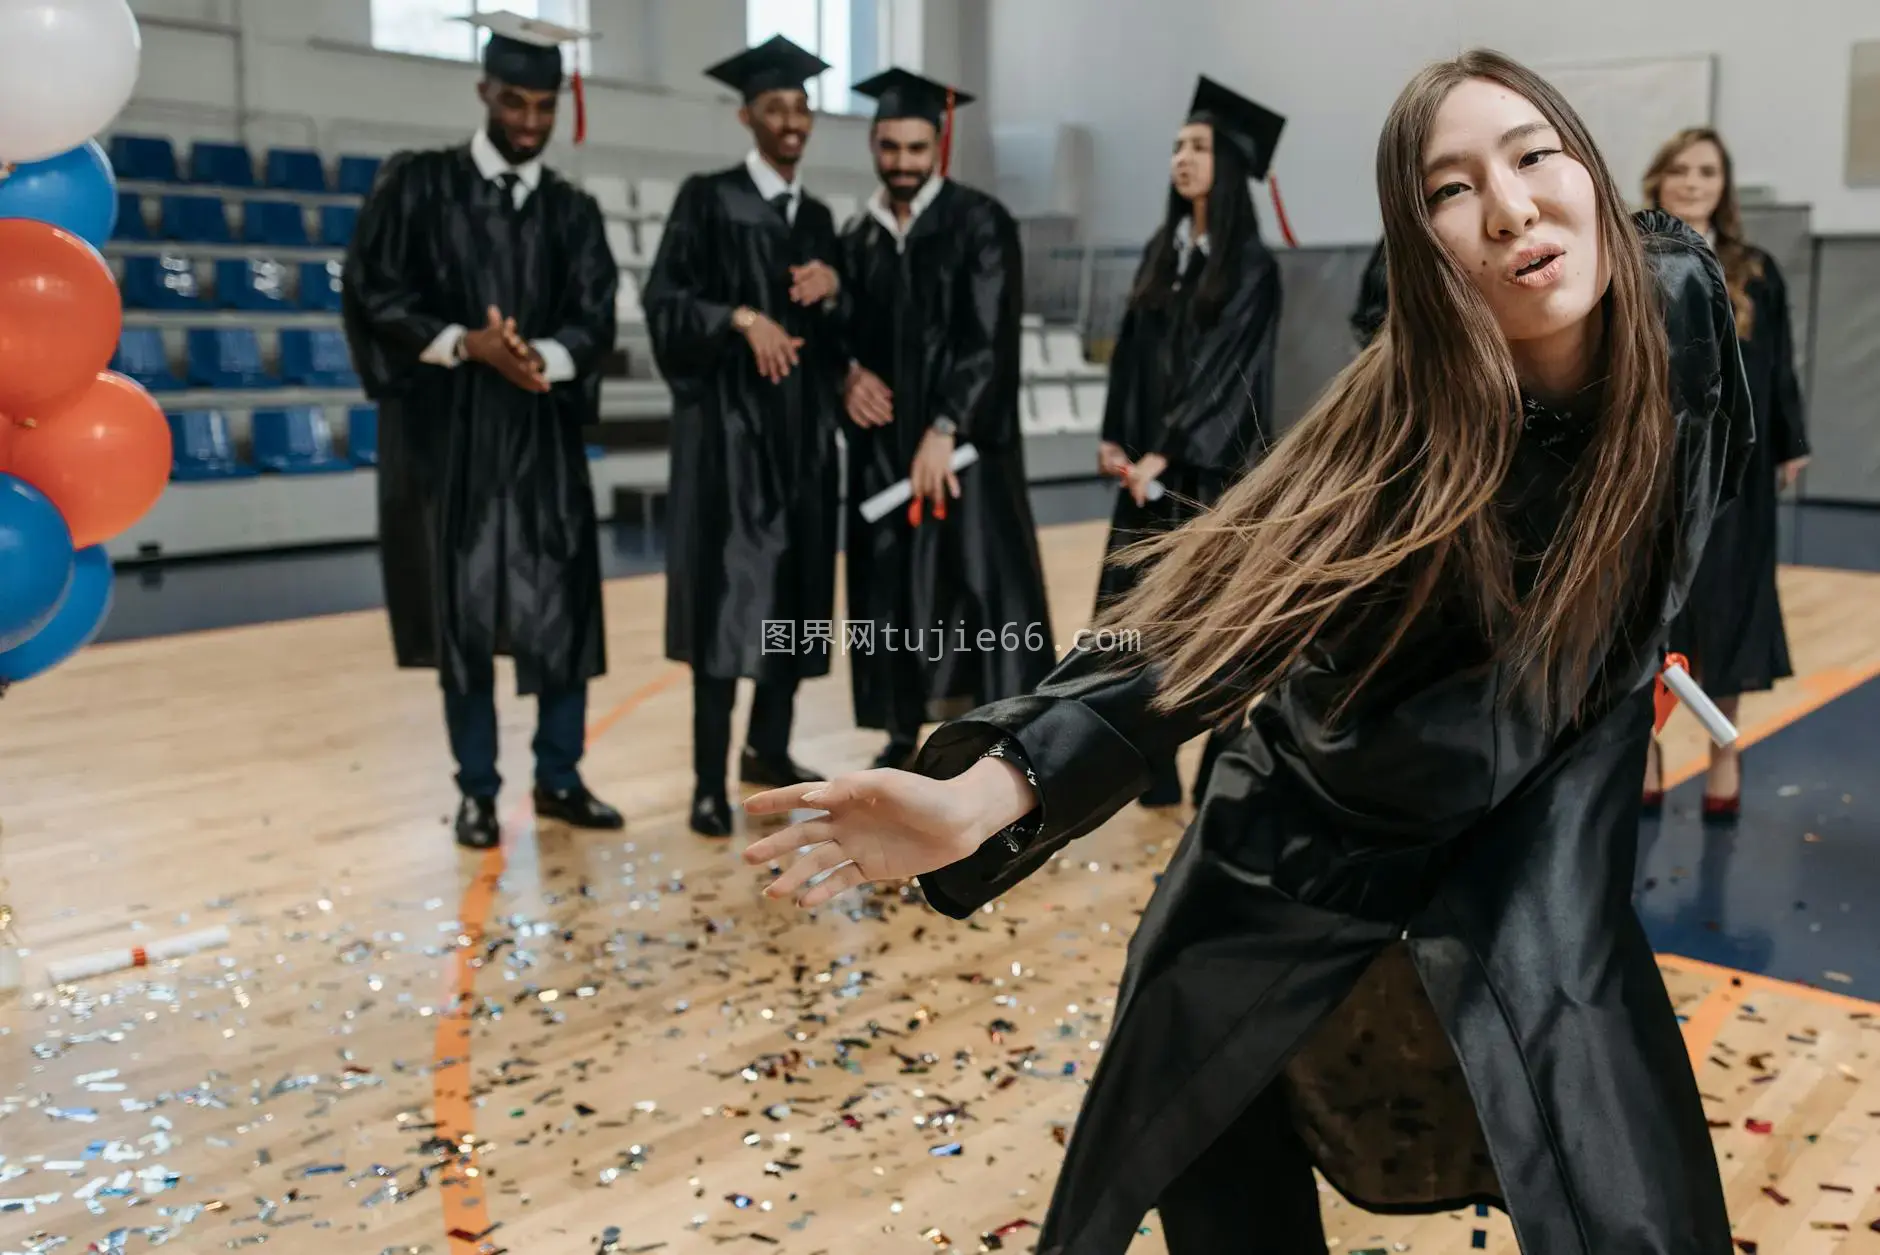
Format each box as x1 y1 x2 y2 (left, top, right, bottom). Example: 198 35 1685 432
1267 174 1297 247
573 69 587 146
940 87 956 177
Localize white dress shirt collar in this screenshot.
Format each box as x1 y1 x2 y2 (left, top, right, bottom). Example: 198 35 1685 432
1175 214 1210 273
867 175 947 252
745 149 803 224
470 128 543 208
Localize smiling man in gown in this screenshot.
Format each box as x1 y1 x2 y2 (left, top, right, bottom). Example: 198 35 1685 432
341 12 622 849
839 68 1056 770
643 36 847 836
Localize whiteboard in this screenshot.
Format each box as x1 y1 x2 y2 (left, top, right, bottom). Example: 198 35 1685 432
1536 56 1716 209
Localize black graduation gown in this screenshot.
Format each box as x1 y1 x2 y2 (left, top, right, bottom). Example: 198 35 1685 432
1351 237 1389 347
340 146 617 696
642 166 843 681
907 212 1755 1255
1667 249 1809 696
838 180 1056 731
1095 230 1281 607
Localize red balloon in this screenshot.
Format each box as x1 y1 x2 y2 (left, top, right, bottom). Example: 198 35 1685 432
0 219 122 417
0 413 14 471
9 371 169 548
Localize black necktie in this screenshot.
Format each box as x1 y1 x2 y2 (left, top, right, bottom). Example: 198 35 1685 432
497 172 522 211
771 192 793 222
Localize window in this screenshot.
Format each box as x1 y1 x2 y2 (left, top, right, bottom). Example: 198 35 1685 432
746 0 893 116
370 0 592 72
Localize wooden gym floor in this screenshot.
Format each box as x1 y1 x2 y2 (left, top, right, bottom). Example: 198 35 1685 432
2 518 1879 1254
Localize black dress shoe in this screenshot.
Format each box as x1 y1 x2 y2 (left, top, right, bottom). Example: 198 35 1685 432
690 789 733 837
455 796 501 849
739 746 821 788
872 739 918 771
532 783 625 830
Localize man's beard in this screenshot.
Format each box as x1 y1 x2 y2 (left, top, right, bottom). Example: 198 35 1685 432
881 173 928 204
486 118 542 166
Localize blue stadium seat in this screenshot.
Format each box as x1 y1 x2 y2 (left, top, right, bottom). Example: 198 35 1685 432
242 200 309 247
121 254 205 309
113 193 155 241
252 407 351 474
187 328 277 390
167 410 256 480
265 147 327 193
336 155 382 196
160 194 232 244
111 329 184 392
279 328 359 388
215 258 290 311
188 141 255 188
347 404 379 466
318 204 358 246
108 134 178 182
298 260 344 311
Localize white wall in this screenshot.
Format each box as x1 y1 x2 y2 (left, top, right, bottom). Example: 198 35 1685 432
990 0 1880 245
113 0 994 195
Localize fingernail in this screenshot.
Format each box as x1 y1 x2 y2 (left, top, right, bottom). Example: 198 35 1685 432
801 787 828 804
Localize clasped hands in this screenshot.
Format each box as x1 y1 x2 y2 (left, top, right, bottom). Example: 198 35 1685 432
1099 441 1167 507
741 754 1038 908
462 304 549 394
738 261 840 384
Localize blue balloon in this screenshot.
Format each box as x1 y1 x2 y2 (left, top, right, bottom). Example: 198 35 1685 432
0 544 113 682
0 139 117 247
0 472 75 652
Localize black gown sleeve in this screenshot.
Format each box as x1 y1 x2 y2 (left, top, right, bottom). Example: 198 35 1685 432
339 153 449 397
540 189 619 389
931 200 1021 443
912 643 1252 917
1099 305 1143 448
1154 243 1282 469
1350 238 1389 346
1759 256 1810 466
642 175 740 380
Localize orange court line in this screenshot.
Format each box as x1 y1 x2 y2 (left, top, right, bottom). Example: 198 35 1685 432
433 663 687 1254
1666 951 1880 1076
1661 661 1880 788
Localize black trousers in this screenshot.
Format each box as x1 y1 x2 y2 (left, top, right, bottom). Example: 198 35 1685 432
692 674 798 790
1155 1081 1326 1252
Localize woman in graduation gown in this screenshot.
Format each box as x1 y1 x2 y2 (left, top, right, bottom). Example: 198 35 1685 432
1641 127 1810 819
747 49 1752 1255
1095 75 1284 807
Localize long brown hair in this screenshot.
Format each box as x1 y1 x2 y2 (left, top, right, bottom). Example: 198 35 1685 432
1095 48 1675 732
1643 127 1762 338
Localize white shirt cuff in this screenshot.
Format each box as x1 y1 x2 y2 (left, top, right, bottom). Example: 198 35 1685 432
422 324 467 367
532 338 576 384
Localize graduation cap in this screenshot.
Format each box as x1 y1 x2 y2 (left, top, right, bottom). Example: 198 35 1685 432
704 34 830 102
1187 75 1285 180
462 9 596 144
852 67 976 175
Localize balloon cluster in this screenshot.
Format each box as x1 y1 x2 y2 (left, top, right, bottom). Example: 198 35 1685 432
0 1 154 688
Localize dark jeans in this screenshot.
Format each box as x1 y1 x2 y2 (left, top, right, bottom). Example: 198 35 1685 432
443 680 586 798
693 674 798 791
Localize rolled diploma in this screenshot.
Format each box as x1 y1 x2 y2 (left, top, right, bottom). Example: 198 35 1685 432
45 925 232 986
1117 479 1166 502
859 443 980 523
1662 662 1739 747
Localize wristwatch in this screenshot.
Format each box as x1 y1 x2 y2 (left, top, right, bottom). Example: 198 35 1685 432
931 417 958 438
732 306 758 332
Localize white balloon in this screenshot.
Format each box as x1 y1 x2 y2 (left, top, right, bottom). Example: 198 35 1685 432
0 0 142 165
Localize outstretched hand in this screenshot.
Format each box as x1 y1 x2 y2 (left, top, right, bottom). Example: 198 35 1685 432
742 767 1013 908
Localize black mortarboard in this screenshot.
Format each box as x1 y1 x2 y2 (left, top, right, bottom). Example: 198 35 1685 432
1187 75 1286 179
704 35 830 102
851 67 976 130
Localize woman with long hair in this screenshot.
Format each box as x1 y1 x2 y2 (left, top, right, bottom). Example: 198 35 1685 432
1641 126 1810 819
747 48 1751 1255
1095 74 1284 807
